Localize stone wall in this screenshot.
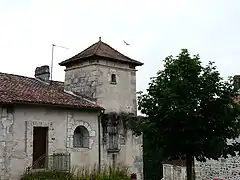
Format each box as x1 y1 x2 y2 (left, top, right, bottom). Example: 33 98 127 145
196 156 240 180
95 60 137 113
0 105 100 179
131 135 143 180
0 107 15 180
64 59 137 113
66 110 99 168
0 105 142 179
163 156 240 180
163 164 187 180
64 59 143 179
64 60 99 100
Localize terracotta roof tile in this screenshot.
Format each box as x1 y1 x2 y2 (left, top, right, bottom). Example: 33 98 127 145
59 39 143 66
0 72 103 110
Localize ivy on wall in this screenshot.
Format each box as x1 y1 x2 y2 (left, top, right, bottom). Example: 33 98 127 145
101 112 143 143
101 112 163 179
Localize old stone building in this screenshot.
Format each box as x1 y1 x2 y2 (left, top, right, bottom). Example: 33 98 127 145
0 38 143 179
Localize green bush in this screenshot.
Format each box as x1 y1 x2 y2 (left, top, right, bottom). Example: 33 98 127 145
21 165 131 180
20 170 74 180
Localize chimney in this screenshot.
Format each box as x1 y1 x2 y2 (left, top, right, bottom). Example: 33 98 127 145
35 65 50 81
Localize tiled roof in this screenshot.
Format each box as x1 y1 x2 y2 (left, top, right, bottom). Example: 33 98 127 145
0 72 103 110
59 38 143 66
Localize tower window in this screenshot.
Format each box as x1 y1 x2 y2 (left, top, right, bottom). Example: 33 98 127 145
111 74 117 84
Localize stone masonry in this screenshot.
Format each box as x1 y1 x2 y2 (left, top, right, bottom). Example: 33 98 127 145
1 106 100 179
25 120 56 168
64 59 143 179
64 60 137 113
0 39 143 179
0 107 15 180
66 112 96 150
163 155 240 180
195 156 240 180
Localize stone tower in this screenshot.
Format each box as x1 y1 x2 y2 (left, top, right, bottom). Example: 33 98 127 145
59 37 144 179
59 37 143 114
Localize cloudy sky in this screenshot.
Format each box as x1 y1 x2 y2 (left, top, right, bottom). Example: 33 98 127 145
0 0 239 92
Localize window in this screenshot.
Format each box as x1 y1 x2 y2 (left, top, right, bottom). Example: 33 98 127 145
108 126 119 150
73 126 89 148
111 74 117 84
109 133 119 150
112 154 117 168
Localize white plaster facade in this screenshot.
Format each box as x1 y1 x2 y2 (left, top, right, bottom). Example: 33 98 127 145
0 101 143 180
0 105 100 179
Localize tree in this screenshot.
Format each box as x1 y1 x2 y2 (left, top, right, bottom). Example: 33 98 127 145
136 49 240 180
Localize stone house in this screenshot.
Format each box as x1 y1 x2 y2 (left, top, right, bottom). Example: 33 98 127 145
0 38 144 179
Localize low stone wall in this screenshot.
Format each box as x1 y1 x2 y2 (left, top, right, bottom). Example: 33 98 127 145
163 155 240 180
196 156 240 180
163 164 186 180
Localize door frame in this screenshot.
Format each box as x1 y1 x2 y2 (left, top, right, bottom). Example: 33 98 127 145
25 120 56 168
32 126 49 169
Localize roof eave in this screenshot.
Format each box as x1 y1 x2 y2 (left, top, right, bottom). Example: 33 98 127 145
135 62 144 66
59 55 144 67
0 101 104 111
59 58 74 66
59 55 93 66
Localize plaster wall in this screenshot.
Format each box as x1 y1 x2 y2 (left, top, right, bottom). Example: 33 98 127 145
0 106 99 179
64 59 143 179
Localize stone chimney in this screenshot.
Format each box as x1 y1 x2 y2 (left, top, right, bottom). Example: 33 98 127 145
35 65 50 81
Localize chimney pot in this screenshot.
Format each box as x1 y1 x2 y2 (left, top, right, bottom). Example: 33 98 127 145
35 65 50 81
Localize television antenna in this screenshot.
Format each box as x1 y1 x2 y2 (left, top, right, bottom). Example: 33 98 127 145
50 44 69 82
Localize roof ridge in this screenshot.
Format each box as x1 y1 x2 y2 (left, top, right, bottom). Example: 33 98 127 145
100 41 133 60
93 40 102 55
0 71 63 84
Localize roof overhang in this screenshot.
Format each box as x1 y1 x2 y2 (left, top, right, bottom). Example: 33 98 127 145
59 55 144 67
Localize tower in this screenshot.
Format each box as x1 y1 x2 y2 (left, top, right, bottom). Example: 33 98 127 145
59 37 143 114
59 37 144 179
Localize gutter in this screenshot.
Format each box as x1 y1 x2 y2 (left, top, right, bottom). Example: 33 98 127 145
9 101 102 111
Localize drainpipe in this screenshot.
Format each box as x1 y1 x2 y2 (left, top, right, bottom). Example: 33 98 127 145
98 109 105 173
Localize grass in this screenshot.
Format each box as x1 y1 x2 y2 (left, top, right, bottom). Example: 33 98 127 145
20 164 131 180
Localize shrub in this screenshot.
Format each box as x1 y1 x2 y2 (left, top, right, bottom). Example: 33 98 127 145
20 170 75 180
21 165 131 180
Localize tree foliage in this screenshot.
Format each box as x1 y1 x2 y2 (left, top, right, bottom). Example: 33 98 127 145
136 49 240 179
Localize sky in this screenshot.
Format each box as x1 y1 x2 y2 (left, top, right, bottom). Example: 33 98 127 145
0 0 240 93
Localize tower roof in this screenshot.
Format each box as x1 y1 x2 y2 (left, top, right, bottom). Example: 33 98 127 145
59 38 143 66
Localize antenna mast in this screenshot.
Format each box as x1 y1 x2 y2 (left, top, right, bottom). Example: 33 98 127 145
50 44 68 82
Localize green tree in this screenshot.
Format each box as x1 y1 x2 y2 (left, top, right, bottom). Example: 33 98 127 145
136 49 240 180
